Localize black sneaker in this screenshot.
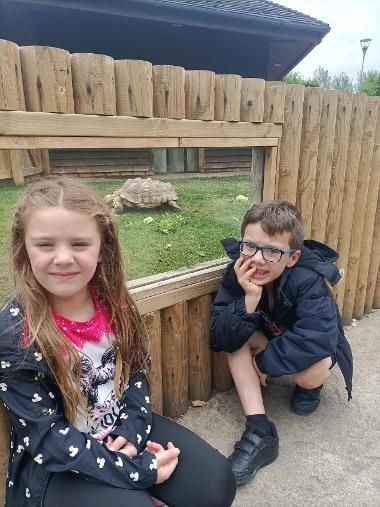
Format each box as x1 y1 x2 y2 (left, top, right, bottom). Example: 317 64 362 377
227 422 279 485
290 384 323 416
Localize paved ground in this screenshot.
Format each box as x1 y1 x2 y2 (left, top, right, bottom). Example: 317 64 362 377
178 310 380 507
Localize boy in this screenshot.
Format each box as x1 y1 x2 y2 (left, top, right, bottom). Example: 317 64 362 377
210 201 353 485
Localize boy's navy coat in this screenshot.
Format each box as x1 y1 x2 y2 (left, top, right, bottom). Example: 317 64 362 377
210 239 353 400
0 300 157 507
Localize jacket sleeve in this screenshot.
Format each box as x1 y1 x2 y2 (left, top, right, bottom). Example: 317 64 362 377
255 271 339 377
110 369 152 453
210 267 263 353
0 369 157 489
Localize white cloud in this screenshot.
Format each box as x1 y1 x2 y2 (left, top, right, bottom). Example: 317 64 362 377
278 0 380 78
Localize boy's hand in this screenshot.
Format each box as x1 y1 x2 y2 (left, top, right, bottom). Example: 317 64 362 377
252 357 268 387
234 256 263 311
106 435 138 457
155 442 180 484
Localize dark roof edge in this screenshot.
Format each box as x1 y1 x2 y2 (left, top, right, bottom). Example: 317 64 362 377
16 0 331 41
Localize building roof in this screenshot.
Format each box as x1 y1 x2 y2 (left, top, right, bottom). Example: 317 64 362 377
156 0 329 30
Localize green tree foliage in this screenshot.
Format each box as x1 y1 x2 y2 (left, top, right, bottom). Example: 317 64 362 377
357 71 380 96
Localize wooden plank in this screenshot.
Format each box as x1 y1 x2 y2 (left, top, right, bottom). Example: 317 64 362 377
180 137 278 148
373 268 380 308
71 53 116 115
142 311 163 415
251 147 264 203
0 136 179 149
263 146 278 201
334 95 367 312
264 81 286 124
342 97 379 324
240 78 265 122
20 45 74 113
198 147 205 172
115 59 153 117
0 111 283 138
212 352 234 392
185 70 215 120
311 91 338 242
134 277 222 315
296 88 323 238
131 263 227 301
353 99 380 317
185 148 199 172
128 257 228 290
187 294 212 402
276 84 304 204
0 405 10 505
153 65 185 119
167 148 185 173
324 92 353 250
214 74 242 122
0 39 25 111
161 303 188 417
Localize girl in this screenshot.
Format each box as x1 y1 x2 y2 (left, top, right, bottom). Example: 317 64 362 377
0 177 236 507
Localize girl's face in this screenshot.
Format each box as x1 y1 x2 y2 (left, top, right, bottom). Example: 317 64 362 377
24 207 102 309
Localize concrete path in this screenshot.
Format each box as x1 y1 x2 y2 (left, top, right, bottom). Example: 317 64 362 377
178 310 380 506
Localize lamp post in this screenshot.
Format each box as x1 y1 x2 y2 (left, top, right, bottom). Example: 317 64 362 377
360 38 371 74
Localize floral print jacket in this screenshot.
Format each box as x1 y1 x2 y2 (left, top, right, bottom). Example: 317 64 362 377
0 299 157 507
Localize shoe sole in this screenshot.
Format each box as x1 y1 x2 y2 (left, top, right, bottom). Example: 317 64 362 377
234 446 279 485
289 400 320 416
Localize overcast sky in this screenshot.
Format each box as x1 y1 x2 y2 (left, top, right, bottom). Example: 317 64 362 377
278 0 380 79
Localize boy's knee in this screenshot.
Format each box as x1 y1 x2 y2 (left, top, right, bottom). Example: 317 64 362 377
293 360 331 389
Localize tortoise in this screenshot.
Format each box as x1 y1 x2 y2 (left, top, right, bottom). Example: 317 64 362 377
104 178 180 213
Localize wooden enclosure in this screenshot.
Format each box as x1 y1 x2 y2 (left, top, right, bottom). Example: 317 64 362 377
1 37 380 503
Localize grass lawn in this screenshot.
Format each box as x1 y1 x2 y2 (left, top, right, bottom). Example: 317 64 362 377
0 175 252 303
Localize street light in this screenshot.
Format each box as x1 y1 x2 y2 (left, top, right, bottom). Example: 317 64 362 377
360 38 371 74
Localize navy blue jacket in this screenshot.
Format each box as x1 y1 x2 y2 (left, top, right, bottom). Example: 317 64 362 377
0 299 157 507
210 239 353 400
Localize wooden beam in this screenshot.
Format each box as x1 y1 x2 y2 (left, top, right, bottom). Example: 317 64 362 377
179 137 278 148
0 111 282 139
0 136 180 149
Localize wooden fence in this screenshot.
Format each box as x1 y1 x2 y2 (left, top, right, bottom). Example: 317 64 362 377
1 36 380 502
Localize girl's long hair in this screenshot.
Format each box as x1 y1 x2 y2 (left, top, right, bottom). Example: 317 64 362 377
11 177 146 422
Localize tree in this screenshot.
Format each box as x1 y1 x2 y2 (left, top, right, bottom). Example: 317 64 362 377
282 71 319 87
357 71 380 96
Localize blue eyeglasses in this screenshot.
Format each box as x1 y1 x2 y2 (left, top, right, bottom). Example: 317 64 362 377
239 240 295 263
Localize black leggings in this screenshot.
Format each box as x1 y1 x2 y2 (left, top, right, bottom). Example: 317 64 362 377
44 413 236 507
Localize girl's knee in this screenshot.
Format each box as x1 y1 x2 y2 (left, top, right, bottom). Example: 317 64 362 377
205 460 236 507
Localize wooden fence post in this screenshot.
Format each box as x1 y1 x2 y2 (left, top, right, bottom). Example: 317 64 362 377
0 405 10 506
115 59 153 117
161 303 189 417
296 87 323 238
214 74 242 121
334 95 367 312
311 90 338 242
276 84 304 204
324 92 353 249
240 78 265 123
153 65 185 119
353 99 380 317
342 97 379 324
142 311 163 415
212 352 234 392
185 70 215 120
187 294 212 402
365 186 380 313
264 81 286 124
0 39 26 184
71 53 116 115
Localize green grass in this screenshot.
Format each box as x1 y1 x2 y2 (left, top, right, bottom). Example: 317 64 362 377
0 175 252 302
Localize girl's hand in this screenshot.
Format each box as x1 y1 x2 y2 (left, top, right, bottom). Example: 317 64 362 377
234 257 263 310
106 435 138 457
146 440 165 454
155 442 180 484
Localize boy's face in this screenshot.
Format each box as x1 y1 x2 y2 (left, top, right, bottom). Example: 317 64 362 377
241 222 301 286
